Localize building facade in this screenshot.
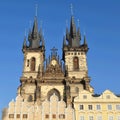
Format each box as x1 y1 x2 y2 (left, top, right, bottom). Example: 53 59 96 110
2 12 120 120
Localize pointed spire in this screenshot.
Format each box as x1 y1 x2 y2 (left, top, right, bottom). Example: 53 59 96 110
84 34 87 45
23 29 27 48
32 16 38 38
66 28 69 41
70 16 77 39
77 19 81 40
63 35 66 46
39 21 45 47
23 36 27 47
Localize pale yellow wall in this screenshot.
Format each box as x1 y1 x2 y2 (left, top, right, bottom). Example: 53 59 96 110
2 94 74 120
74 90 120 120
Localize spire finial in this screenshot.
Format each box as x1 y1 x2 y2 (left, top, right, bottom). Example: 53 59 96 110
70 3 74 16
35 4 38 17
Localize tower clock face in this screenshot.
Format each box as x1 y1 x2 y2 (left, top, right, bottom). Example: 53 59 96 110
51 60 57 66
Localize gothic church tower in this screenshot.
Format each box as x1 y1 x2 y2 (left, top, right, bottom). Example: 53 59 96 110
18 16 45 102
63 15 93 104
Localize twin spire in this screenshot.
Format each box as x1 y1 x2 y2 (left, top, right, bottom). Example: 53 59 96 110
23 5 88 50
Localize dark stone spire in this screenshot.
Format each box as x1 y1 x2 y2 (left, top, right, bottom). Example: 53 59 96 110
65 16 81 48
28 16 40 48
27 16 45 49
63 35 66 46
70 16 76 38
83 35 87 46
23 36 27 48
39 27 45 47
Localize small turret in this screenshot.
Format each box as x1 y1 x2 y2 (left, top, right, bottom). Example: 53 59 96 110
83 34 87 46
23 36 27 48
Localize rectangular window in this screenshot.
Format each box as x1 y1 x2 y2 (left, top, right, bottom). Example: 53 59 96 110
117 116 120 120
88 105 93 110
108 116 113 120
53 114 56 119
45 114 49 118
96 105 101 110
80 116 84 120
116 105 120 110
83 95 87 99
89 116 94 120
16 114 20 118
97 116 102 120
9 114 14 118
79 105 84 110
23 114 28 118
108 105 112 110
59 114 65 119
27 59 29 67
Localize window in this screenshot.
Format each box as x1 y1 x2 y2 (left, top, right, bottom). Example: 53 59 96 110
108 116 113 120
89 116 93 120
73 57 79 70
27 59 29 67
53 114 56 119
97 116 102 120
45 114 49 118
23 114 27 118
108 105 112 110
106 95 110 99
79 105 84 110
31 57 36 71
88 105 93 110
83 95 87 99
16 114 20 118
96 105 101 110
75 87 79 93
9 114 14 118
80 116 84 120
117 116 120 120
59 114 65 119
116 105 120 110
27 95 33 102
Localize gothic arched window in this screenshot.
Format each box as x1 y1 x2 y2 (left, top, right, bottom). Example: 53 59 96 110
47 88 60 101
31 57 36 71
73 57 79 70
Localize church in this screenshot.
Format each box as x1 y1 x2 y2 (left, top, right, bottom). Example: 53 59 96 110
2 8 120 120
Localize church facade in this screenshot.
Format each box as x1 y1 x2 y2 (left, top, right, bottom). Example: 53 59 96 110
2 12 120 120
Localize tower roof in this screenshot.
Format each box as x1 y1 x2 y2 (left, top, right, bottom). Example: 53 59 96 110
26 16 45 49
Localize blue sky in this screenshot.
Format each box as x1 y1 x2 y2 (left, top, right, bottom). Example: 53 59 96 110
0 0 120 118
